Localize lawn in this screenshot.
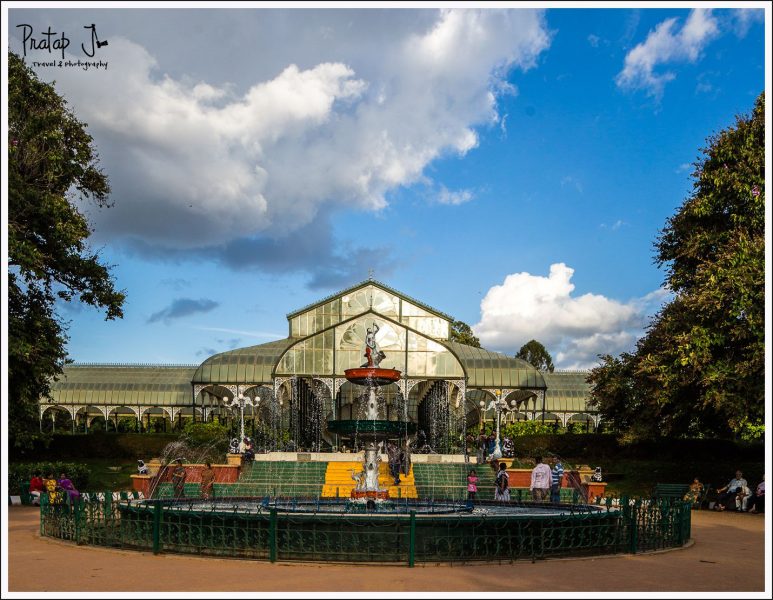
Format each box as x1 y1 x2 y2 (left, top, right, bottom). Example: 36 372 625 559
77 458 138 492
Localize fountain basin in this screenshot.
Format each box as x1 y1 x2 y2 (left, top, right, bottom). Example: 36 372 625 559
344 367 401 386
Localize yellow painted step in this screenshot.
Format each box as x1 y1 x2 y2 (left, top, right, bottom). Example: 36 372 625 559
321 461 417 499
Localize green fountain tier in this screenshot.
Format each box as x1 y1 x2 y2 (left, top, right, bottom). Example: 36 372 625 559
344 367 401 387
327 419 417 438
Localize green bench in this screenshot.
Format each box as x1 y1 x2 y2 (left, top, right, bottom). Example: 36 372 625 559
652 483 690 501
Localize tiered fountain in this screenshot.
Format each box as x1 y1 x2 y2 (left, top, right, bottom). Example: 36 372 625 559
326 322 415 501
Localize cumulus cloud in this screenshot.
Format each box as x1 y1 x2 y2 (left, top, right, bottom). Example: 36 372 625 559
148 298 219 324
473 263 670 369
21 9 551 282
616 9 719 99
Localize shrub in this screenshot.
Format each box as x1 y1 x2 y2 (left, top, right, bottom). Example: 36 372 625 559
9 462 90 494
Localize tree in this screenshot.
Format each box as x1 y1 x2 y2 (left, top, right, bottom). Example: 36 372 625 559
8 52 125 449
588 93 765 439
515 339 554 372
450 319 480 347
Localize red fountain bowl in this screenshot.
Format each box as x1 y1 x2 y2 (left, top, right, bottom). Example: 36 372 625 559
344 368 402 387
351 489 391 500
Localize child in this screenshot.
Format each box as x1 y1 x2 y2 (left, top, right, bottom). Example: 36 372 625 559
467 469 479 501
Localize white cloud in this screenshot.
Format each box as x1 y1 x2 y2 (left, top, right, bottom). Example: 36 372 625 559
436 186 474 205
616 9 719 99
730 8 764 38
473 263 669 369
32 9 550 252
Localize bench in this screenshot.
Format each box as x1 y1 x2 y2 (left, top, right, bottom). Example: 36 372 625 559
652 483 690 501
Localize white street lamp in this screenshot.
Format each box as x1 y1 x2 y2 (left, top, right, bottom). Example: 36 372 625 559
223 394 260 445
491 392 517 460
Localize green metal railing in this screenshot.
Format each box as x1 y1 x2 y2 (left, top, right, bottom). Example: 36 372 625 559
38 494 691 565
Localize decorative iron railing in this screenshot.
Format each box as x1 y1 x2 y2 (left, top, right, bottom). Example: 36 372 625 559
38 494 691 566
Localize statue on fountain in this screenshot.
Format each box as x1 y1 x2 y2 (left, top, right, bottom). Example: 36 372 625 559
362 322 386 368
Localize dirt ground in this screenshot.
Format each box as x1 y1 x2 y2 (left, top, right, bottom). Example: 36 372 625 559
6 506 767 593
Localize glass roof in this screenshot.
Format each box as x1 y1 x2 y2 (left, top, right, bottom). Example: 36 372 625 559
49 365 198 407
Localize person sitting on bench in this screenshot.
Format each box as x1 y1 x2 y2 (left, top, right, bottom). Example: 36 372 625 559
715 470 747 511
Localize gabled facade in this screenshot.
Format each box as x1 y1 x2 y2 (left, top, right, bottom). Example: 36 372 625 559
40 280 600 449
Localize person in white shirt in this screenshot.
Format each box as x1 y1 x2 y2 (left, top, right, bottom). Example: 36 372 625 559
715 470 748 511
530 456 552 502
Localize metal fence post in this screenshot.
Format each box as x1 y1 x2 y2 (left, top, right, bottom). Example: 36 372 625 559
74 499 82 545
629 502 638 554
408 511 416 567
269 508 277 563
152 500 162 554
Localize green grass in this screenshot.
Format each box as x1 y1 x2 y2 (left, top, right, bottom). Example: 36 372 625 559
77 458 138 492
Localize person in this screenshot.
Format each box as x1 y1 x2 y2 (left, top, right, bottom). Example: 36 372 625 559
550 457 565 504
171 459 187 499
747 475 765 513
200 461 215 500
137 460 149 475
400 440 411 480
29 472 45 506
467 469 479 501
476 434 486 464
44 472 61 504
243 438 255 462
530 456 552 502
715 470 748 511
502 436 514 458
487 434 497 459
683 477 704 507
57 472 80 503
735 484 752 512
386 442 401 485
494 463 510 502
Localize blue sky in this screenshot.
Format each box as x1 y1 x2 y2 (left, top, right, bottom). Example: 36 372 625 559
5 5 768 368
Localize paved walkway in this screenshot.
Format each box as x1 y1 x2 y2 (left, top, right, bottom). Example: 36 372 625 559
6 506 766 592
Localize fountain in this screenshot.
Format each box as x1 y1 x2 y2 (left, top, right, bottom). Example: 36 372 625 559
326 321 415 501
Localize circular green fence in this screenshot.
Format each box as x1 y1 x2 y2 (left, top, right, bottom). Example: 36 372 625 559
38 495 691 565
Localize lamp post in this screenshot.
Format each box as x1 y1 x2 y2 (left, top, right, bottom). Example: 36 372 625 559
491 391 517 460
478 400 486 433
224 394 259 445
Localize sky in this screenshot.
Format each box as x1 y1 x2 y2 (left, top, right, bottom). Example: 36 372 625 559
4 3 768 369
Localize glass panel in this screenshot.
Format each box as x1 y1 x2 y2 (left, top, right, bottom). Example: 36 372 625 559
334 316 405 374
406 331 463 378
400 301 449 339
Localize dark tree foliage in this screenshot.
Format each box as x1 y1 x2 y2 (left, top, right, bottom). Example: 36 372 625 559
449 320 481 348
8 52 126 449
588 93 765 440
515 339 555 372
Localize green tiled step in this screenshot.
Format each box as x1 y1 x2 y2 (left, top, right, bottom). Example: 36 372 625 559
154 482 323 499
412 464 496 500
239 462 328 481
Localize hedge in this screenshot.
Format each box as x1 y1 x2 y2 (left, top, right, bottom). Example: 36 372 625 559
506 434 763 462
8 462 90 495
10 433 182 461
